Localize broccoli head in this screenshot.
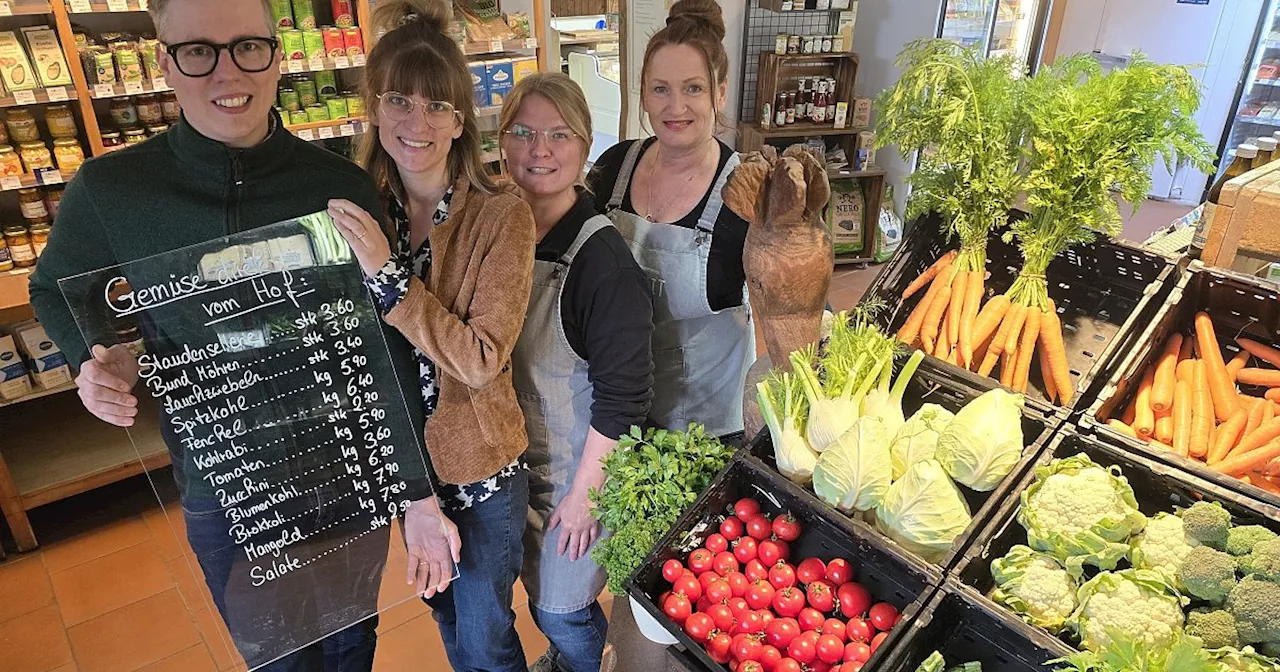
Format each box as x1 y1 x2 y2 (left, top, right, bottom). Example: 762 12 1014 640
1178 545 1239 603
1226 525 1278 557
1239 537 1280 582
1185 609 1240 649
1180 501 1232 550
1225 576 1280 644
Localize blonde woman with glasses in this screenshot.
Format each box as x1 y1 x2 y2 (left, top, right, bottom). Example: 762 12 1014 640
500 73 654 672
325 0 536 669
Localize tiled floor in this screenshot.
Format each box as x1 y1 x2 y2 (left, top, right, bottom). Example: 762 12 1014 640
0 268 879 672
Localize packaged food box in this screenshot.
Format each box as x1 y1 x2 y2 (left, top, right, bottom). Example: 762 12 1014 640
828 178 866 254
136 38 162 82
0 31 37 92
469 61 489 108
11 321 70 389
511 57 537 84
111 42 143 83
485 58 515 107
0 334 30 401
852 97 872 128
20 27 72 87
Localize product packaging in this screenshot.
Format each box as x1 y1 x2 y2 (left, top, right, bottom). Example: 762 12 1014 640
20 27 72 87
827 179 866 255
485 58 514 106
11 321 71 389
0 31 37 92
0 334 30 401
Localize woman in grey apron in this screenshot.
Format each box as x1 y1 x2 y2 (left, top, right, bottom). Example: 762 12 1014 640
501 75 655 672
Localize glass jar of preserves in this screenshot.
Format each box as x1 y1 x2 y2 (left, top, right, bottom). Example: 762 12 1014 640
146 124 168 136
5 109 39 143
4 226 35 268
136 94 163 125
53 139 84 171
109 98 138 127
123 128 147 146
0 145 21 176
0 118 10 146
101 131 124 152
29 223 49 258
44 185 63 219
0 234 12 271
18 188 47 221
18 142 52 172
159 91 181 123
44 105 78 140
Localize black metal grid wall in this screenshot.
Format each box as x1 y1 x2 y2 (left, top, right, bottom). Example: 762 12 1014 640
737 0 840 124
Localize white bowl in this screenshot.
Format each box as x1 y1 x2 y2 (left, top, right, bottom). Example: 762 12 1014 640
629 594 679 645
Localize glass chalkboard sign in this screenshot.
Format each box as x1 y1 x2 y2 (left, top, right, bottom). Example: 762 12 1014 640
59 212 453 670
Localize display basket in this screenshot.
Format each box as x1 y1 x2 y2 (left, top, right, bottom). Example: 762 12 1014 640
861 212 1179 415
1083 260 1280 509
745 354 1062 571
953 426 1280 654
626 457 942 672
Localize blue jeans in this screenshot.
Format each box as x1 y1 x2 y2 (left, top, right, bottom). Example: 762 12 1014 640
532 602 608 672
426 468 530 672
182 484 385 672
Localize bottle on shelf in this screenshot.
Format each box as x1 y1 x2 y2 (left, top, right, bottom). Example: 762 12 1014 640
1192 143 1258 259
1255 137 1278 168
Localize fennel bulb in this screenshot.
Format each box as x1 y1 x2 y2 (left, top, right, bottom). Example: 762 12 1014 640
812 416 892 512
758 372 818 485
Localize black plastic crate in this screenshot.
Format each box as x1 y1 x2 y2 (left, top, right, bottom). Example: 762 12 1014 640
875 579 1075 671
627 458 942 672
953 426 1280 653
746 355 1063 571
1083 260 1280 509
862 212 1177 415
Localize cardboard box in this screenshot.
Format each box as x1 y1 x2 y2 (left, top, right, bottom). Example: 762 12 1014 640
837 6 858 52
0 31 37 92
485 59 515 106
469 62 489 108
852 98 872 128
511 57 537 84
20 27 72 87
12 321 71 389
0 334 30 401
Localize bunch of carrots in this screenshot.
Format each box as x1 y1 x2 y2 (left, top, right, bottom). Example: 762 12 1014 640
1106 311 1280 496
896 251 1074 404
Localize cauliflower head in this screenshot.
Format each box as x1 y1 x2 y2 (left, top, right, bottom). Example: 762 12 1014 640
1181 501 1232 551
1186 609 1240 650
991 545 1079 633
1019 454 1146 573
1131 512 1201 585
1069 569 1187 653
1226 525 1278 558
1226 576 1280 645
1178 545 1239 604
1239 537 1280 583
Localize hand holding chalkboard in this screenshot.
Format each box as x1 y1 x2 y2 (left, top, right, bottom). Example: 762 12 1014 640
76 343 140 427
328 199 392 279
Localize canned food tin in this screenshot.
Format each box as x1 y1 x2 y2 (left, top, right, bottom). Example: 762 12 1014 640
313 69 338 96
803 35 816 54
342 28 365 57
821 35 832 53
775 33 788 55
295 79 318 106
280 30 305 61
331 0 355 28
270 0 294 30
291 0 317 30
326 97 349 120
306 103 330 123
303 29 325 61
787 35 800 54
832 35 845 52
289 109 310 126
344 94 365 117
323 27 345 58
279 88 300 112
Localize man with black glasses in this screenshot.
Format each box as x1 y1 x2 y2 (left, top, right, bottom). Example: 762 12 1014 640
29 1 417 670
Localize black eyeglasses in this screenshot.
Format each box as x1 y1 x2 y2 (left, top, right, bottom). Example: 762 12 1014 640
164 37 279 78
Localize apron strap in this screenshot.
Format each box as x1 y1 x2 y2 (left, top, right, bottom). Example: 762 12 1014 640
696 150 741 234
606 140 648 212
562 215 614 266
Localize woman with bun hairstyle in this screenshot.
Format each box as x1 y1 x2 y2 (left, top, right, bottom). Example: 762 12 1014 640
587 0 752 440
500 73 654 672
326 0 535 669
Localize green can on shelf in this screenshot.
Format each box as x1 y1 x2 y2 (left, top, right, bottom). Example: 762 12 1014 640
269 0 294 29
313 69 338 96
291 0 317 30
344 93 364 117
306 103 330 123
295 79 318 107
326 97 349 120
278 88 300 112
279 29 305 61
303 29 325 61
289 109 310 126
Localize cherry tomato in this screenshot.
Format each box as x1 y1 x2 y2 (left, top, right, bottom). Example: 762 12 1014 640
771 586 805 618
736 609 767 635
769 562 797 589
759 645 783 672
796 558 827 585
714 552 740 576
821 618 846 642
689 549 715 574
696 596 711 613
746 579 776 610
810 662 832 672
787 631 819 664
765 617 801 649
758 609 775 629
707 603 736 632
684 612 713 643
772 514 802 542
734 497 763 521
707 632 733 664
846 618 874 644
727 597 751 621
746 515 774 541
837 583 872 619
815 634 844 664
869 632 888 653
706 533 729 555
662 559 684 583
846 663 864 672
825 558 854 586
869 603 900 631
806 580 835 613
734 537 760 564
798 607 826 632
699 571 720 592
721 516 745 541
706 579 733 604
775 658 802 672
663 593 691 624
746 559 770 582
732 633 765 662
758 539 789 566
739 661 765 672
673 575 702 602
725 571 750 598
658 591 671 606
844 641 871 663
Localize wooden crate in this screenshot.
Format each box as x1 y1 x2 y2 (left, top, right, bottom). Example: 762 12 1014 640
1201 160 1280 268
551 0 615 16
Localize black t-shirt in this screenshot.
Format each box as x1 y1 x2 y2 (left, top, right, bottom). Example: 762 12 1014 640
536 190 655 441
586 138 749 311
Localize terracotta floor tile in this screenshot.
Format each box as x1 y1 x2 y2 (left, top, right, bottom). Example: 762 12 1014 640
66 590 201 672
0 554 53 623
135 645 217 672
41 517 151 574
191 609 244 672
372 613 447 671
50 541 175 626
141 507 189 562
48 665 76 672
0 604 73 672
165 556 215 614
514 600 550 665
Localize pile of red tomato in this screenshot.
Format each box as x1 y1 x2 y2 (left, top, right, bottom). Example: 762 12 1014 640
655 497 902 672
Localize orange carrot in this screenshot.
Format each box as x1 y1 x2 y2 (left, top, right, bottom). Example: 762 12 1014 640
1155 409 1173 444
1227 350 1251 381
903 250 957 300
999 350 1016 387
959 271 984 368
1013 307 1042 392
972 330 996 374
1108 419 1138 438
1267 388 1280 403
1176 358 1196 384
921 266 957 352
1237 368 1280 387
1236 337 1280 368
1210 408 1248 465
1039 302 1072 404
979 300 1023 377
899 260 953 346
1133 368 1156 440
1002 302 1030 358
1216 436 1280 477
939 309 952 356
1225 416 1280 460
947 269 967 350
1267 401 1276 424
1191 361 1213 458
1245 397 1267 442
1246 472 1280 495
1173 378 1193 456
1179 335 1194 362
1040 346 1058 404
971 296 1010 356
1196 312 1237 421
1152 333 1182 412
1122 398 1137 426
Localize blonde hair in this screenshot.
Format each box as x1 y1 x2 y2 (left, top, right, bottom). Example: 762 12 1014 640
641 0 731 131
498 73 594 181
359 0 497 211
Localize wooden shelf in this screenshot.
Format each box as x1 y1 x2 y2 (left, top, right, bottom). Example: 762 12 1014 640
65 0 147 12
0 380 76 408
829 167 887 179
463 37 538 56
752 122 862 139
0 86 75 108
0 0 55 16
279 55 365 76
89 78 171 99
767 52 857 62
287 117 367 141
834 253 876 266
0 168 77 192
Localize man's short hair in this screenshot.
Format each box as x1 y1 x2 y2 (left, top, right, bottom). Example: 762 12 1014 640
149 0 274 38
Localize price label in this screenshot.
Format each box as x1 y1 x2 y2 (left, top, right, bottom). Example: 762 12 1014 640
339 123 355 137
489 40 503 53
13 90 36 105
287 60 304 73
94 83 116 98
524 38 537 49
352 54 366 66
36 167 62 185
297 128 315 141
309 57 325 71
319 126 335 139
124 81 144 95
151 76 166 90
0 2 13 17
68 0 91 12
335 56 350 69
0 176 21 190
46 86 69 102
107 0 129 11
